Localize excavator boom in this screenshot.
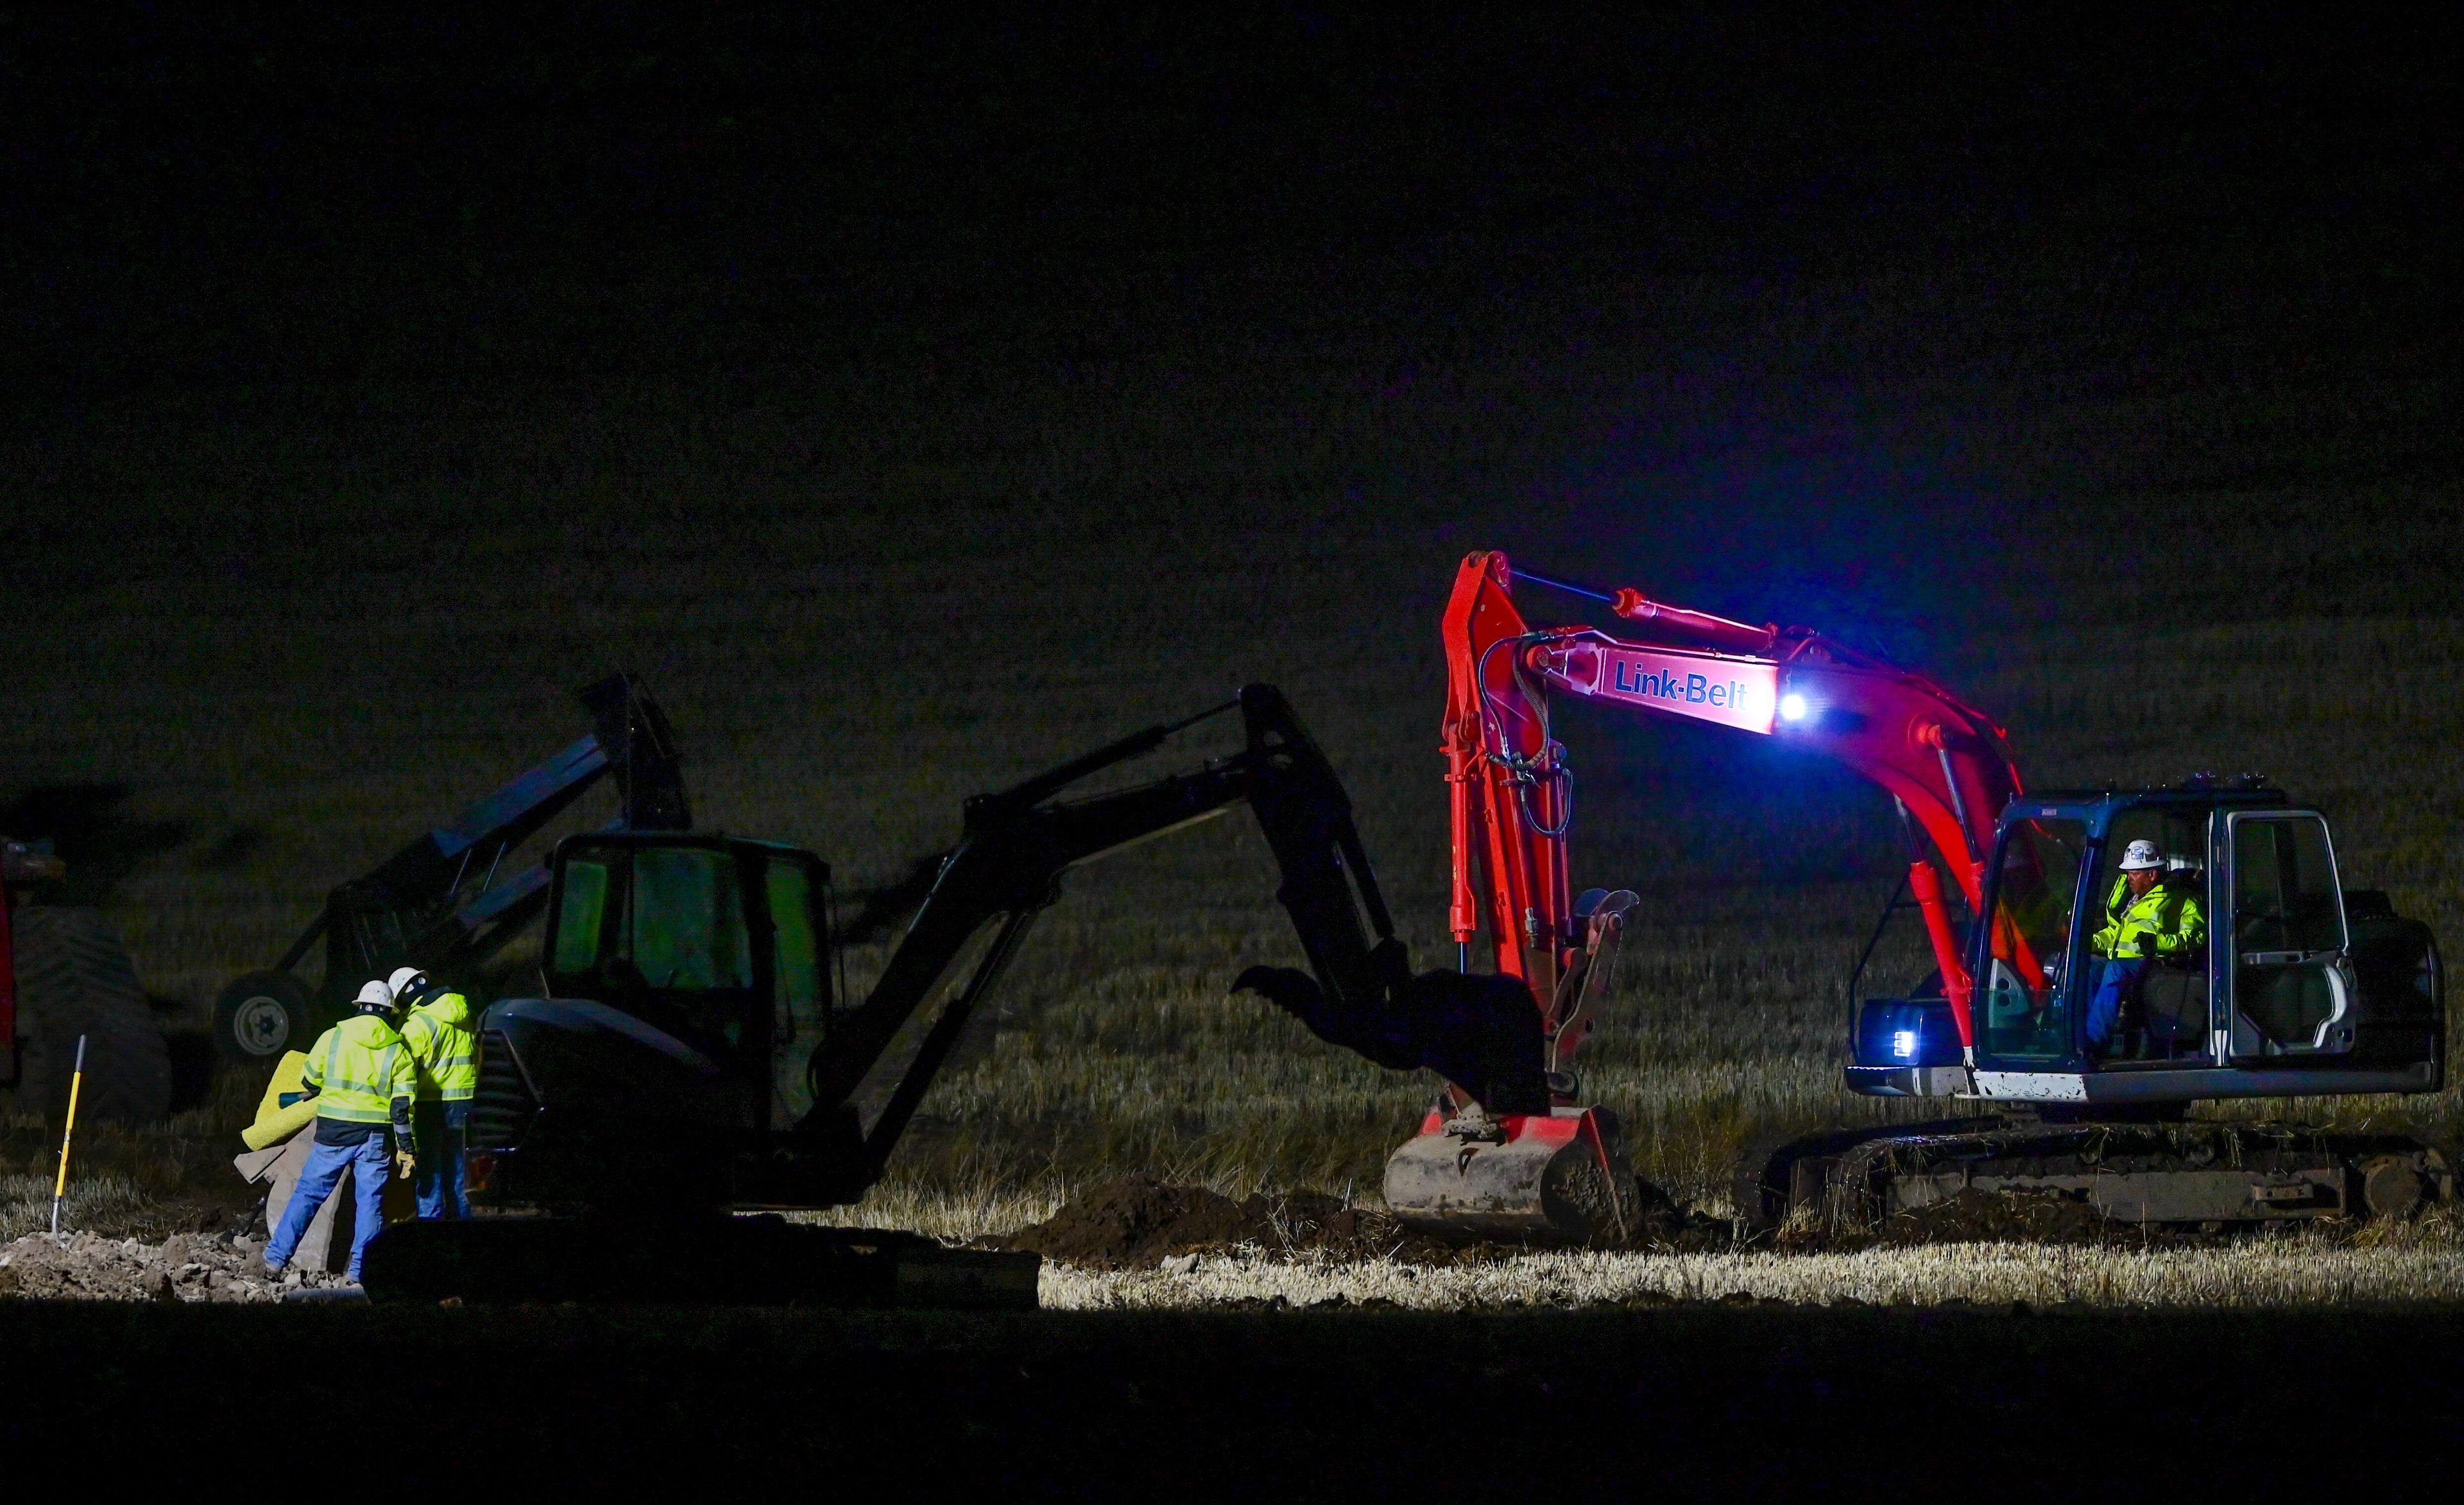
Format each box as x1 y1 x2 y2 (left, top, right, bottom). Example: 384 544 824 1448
1382 551 2030 1235
799 683 1537 1186
1442 550 2023 1054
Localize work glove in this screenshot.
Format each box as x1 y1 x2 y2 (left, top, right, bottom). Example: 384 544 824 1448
395 1148 417 1179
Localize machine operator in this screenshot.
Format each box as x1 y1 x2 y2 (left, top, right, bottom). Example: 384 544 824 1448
2083 838 2207 1054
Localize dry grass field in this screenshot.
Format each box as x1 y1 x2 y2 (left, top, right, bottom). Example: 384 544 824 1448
6 331 2456 1225
12 20 2464 1493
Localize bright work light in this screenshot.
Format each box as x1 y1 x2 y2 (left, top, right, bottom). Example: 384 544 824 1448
1779 692 1809 723
1891 1029 1916 1058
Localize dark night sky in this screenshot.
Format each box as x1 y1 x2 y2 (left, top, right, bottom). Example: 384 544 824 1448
3 7 2454 399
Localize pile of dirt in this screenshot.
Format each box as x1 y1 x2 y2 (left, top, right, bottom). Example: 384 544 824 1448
1001 1178 1318 1269
0 1229 350 1303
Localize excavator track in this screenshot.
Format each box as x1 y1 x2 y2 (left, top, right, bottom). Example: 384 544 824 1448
1738 1116 2455 1234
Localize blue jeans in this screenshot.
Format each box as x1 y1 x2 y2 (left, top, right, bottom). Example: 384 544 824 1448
413 1101 471 1219
266 1131 391 1282
2084 958 2148 1051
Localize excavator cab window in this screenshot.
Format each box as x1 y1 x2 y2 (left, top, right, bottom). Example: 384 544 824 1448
551 857 610 974
2083 807 2214 1063
766 859 823 1022
546 838 761 1059
626 847 752 992
1980 816 2087 1062
2227 812 2354 1056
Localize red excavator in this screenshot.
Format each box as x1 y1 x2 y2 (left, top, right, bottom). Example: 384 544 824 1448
1383 551 2448 1234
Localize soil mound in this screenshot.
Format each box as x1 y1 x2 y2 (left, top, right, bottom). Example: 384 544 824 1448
0 1228 346 1302
1002 1177 1327 1269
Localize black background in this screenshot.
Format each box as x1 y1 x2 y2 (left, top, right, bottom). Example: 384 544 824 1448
6 7 2453 399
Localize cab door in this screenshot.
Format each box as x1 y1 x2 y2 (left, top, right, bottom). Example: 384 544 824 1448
2225 811 2357 1058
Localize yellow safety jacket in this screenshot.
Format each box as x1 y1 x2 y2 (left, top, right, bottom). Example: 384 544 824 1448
2091 873 2207 961
300 1013 416 1124
402 991 478 1102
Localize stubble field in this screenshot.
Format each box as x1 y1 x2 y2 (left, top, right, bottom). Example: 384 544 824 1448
6 311 2457 1251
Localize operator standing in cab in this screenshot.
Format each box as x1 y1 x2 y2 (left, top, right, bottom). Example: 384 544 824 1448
263 979 417 1284
2083 839 2207 1054
389 966 477 1219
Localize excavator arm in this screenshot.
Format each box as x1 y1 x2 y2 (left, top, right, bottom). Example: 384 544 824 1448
1443 550 2026 1056
798 682 1546 1188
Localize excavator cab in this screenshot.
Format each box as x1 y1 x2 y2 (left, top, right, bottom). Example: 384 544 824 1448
467 831 839 1212
540 832 832 1122
1851 784 2443 1105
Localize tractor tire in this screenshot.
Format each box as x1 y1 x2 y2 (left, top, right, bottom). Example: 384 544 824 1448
212 968 316 1063
5 906 173 1123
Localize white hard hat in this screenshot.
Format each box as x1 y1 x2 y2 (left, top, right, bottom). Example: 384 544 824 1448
2119 839 2163 872
355 979 400 1013
387 966 426 999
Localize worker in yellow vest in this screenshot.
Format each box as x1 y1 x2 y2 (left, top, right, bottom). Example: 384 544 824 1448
2083 839 2209 1053
388 966 478 1219
263 979 416 1284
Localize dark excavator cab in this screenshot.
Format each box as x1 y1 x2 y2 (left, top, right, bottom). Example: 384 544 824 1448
1849 782 2444 1106
468 831 844 1213
540 832 832 1119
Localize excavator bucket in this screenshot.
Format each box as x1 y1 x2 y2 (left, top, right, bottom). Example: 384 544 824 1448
1382 1105 1640 1241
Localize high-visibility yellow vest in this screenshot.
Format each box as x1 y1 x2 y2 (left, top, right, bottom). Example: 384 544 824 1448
2091 873 2207 960
300 1013 415 1124
402 992 478 1102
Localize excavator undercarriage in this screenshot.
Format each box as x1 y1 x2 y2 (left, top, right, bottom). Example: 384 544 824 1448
1739 1115 2453 1234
